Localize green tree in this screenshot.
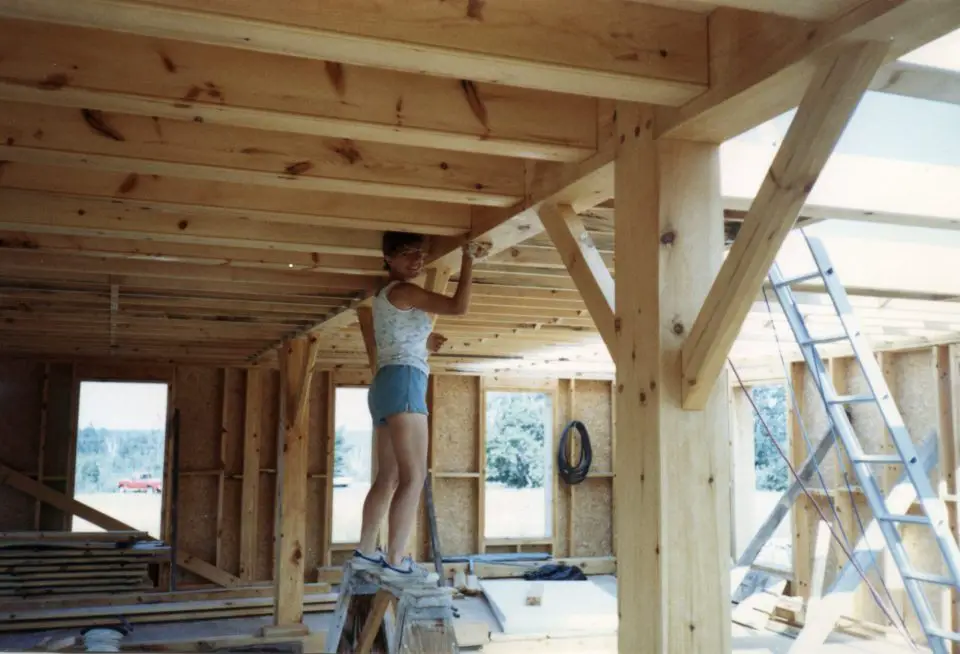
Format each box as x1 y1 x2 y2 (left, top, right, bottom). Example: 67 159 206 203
334 426 353 478
485 392 549 489
752 384 789 492
78 459 101 493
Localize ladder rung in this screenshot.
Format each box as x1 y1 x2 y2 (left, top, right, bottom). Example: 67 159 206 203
927 627 960 643
878 513 931 526
827 394 875 404
774 271 822 287
799 334 849 347
902 570 957 587
852 454 903 465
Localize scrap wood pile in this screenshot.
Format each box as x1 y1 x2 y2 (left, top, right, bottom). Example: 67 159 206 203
0 531 168 599
0 584 337 633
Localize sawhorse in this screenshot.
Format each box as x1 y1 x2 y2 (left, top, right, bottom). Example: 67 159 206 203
325 560 459 654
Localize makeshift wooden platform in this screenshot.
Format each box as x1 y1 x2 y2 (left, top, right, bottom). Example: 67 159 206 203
326 561 458 654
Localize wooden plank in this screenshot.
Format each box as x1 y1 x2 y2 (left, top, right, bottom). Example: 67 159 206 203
34 365 49 530
538 204 615 355
0 19 597 162
0 461 241 588
239 369 261 582
477 377 487 554
614 103 729 653
680 40 889 410
936 344 960 646
0 0 709 104
658 1 960 142
273 335 320 626
323 373 336 568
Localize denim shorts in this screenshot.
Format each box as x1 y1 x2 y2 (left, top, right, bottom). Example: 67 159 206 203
368 364 429 426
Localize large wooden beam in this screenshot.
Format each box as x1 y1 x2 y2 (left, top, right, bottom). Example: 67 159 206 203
0 0 709 104
274 335 321 626
538 204 615 354
614 103 730 653
680 40 889 410
0 18 596 162
0 460 241 588
658 1 960 142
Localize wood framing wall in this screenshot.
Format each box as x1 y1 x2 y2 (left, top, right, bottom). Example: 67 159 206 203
0 358 615 589
730 345 960 643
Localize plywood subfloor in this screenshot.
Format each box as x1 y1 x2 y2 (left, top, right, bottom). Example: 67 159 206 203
0 576 926 653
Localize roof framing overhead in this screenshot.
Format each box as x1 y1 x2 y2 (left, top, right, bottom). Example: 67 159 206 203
0 0 958 374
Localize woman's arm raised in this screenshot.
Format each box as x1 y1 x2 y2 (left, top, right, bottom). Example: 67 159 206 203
389 243 487 315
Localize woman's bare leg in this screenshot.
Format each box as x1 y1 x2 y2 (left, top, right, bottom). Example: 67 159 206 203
357 424 398 555
384 412 429 566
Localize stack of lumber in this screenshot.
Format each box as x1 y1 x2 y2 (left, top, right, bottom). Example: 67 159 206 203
0 531 168 599
0 586 337 632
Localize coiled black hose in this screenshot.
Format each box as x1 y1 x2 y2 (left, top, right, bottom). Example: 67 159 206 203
556 420 591 485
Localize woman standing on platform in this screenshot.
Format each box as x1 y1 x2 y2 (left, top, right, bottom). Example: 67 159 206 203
352 232 485 581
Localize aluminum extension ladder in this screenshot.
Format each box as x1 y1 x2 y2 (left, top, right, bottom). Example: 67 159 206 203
768 233 960 652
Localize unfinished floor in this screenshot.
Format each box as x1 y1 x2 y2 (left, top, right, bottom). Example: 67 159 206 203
0 576 923 653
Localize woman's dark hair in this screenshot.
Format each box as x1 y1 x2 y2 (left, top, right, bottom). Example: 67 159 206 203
381 231 425 270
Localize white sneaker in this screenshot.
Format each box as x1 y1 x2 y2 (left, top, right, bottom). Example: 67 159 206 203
380 556 431 584
351 548 386 574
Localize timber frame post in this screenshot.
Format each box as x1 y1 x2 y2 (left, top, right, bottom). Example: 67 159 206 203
273 334 321 628
613 103 731 653
679 39 890 409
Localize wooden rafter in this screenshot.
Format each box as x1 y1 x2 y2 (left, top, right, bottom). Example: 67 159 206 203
0 0 709 103
0 18 598 162
680 39 890 410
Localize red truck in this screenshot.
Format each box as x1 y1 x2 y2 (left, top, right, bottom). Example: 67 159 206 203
117 472 162 493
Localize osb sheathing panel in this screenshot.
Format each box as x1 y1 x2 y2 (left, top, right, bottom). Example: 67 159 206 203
433 376 478 474
0 360 43 473
256 473 277 582
176 367 222 472
44 364 74 480
223 368 246 476
799 362 836 483
307 371 330 477
259 370 280 471
220 478 242 576
573 482 613 557
305 478 325 580
575 380 612 473
434 477 476 556
176 474 218 586
0 361 43 530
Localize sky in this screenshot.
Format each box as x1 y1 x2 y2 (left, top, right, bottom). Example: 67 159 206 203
736 26 960 168
334 387 374 431
78 381 169 431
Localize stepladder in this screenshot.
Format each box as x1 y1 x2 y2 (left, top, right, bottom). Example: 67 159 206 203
325 560 459 654
767 232 960 653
